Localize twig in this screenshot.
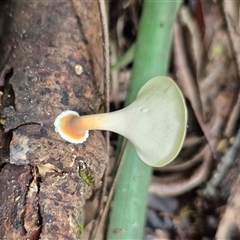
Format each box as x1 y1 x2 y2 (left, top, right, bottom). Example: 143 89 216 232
174 19 218 152
204 130 240 196
149 145 212 197
90 1 110 240
158 148 205 172
174 20 203 124
225 98 240 137
215 166 240 239
179 6 202 74
92 139 128 239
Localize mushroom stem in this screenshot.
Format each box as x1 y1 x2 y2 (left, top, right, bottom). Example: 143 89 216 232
70 110 126 135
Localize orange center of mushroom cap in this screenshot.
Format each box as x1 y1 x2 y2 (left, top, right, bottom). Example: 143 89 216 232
54 110 89 143
54 110 108 144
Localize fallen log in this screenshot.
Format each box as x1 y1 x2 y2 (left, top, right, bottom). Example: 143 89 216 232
0 1 107 239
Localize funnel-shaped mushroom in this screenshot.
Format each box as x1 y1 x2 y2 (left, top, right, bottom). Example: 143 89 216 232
54 76 187 167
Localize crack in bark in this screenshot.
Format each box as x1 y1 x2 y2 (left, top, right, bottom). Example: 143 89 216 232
1 67 15 109
0 67 14 169
36 168 43 240
19 166 33 237
7 122 42 133
22 166 42 240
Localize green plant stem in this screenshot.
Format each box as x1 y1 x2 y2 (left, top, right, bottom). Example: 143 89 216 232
107 1 183 239
110 44 135 71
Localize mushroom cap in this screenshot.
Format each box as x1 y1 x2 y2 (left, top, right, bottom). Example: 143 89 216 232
54 110 89 144
117 76 187 167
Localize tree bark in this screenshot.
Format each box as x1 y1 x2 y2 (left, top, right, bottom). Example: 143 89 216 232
0 1 107 239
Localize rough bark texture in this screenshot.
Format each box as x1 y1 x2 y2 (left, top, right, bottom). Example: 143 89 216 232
0 1 107 239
